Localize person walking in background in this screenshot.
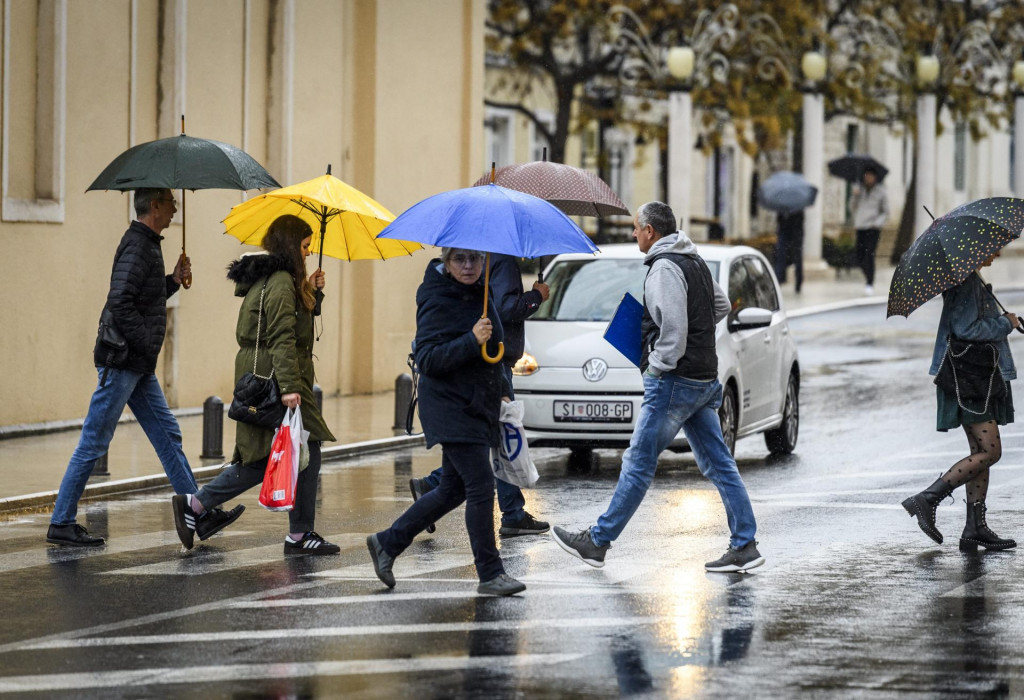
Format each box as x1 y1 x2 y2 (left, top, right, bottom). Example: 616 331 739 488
851 165 889 296
901 251 1018 551
47 188 199 547
409 253 551 537
773 209 805 293
367 247 526 596
171 214 339 555
550 202 764 573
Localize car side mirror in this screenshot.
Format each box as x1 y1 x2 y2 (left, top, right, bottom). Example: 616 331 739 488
729 307 773 332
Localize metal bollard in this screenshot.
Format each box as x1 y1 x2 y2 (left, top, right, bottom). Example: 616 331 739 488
313 384 323 412
393 373 413 432
90 453 109 478
200 396 225 460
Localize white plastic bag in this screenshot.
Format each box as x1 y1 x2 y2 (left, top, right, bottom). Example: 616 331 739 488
292 404 310 471
491 400 539 488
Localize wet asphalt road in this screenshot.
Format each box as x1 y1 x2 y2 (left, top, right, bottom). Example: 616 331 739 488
1 295 1024 698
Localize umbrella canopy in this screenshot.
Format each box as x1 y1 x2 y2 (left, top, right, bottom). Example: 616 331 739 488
377 183 599 363
887 197 1024 318
827 154 888 184
377 183 599 258
223 171 420 266
758 171 818 214
470 161 629 218
87 134 280 192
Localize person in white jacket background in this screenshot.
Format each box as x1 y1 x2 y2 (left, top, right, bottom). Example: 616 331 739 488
551 201 764 574
850 166 890 296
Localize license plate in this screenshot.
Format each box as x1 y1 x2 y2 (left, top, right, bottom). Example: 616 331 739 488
553 400 633 423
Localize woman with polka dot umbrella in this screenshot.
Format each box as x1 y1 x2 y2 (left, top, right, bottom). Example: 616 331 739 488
895 196 1024 553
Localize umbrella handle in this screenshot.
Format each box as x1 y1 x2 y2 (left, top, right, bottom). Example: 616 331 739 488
178 251 191 290
481 340 504 364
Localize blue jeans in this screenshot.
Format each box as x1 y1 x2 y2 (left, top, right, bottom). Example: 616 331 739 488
378 442 504 582
591 374 757 549
422 362 526 525
51 367 198 526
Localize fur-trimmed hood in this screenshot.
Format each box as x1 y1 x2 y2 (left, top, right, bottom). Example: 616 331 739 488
226 252 293 296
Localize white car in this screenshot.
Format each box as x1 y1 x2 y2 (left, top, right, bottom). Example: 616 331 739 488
512 243 799 460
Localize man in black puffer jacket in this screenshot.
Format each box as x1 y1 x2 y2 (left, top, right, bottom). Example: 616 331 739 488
47 188 205 546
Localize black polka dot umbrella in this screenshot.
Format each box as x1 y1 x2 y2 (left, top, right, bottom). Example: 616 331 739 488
887 197 1024 318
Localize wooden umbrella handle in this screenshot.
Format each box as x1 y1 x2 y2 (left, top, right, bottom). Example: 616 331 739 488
179 188 191 289
480 251 503 363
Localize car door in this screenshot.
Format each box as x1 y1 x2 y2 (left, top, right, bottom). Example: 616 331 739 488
726 257 773 426
743 255 787 419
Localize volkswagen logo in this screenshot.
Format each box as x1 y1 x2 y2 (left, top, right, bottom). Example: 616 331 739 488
582 358 608 382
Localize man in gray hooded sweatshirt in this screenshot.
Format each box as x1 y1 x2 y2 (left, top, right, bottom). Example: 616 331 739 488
551 201 763 573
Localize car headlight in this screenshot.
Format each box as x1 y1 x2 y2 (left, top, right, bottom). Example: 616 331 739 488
512 352 539 376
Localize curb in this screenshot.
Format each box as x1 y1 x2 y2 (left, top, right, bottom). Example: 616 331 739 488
0 433 425 515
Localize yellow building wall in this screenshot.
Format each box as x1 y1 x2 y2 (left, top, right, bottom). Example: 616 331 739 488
0 0 484 426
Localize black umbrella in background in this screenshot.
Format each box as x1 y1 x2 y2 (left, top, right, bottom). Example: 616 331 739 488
88 116 280 288
828 154 889 184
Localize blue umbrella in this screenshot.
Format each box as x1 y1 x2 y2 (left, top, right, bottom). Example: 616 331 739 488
758 171 817 214
378 183 599 362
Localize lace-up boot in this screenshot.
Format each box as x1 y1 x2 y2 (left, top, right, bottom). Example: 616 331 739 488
902 477 955 544
959 501 1017 552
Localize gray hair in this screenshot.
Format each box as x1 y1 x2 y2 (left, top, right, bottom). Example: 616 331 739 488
440 247 484 263
133 188 171 217
636 201 677 238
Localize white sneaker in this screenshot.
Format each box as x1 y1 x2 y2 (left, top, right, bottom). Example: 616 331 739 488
864 285 874 296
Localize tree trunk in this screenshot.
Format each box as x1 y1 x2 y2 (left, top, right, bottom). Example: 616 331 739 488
891 167 916 265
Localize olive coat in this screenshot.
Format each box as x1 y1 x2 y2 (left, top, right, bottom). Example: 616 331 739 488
227 253 335 465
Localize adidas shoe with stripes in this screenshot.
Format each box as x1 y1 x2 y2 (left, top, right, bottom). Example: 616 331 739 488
171 494 196 550
284 531 341 555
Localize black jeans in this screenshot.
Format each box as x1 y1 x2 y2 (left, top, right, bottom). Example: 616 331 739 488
377 442 504 582
855 227 880 285
196 441 322 533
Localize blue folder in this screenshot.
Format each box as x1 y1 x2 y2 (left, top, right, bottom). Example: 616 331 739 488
603 292 643 366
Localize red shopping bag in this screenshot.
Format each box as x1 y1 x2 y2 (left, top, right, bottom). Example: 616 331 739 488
259 416 296 511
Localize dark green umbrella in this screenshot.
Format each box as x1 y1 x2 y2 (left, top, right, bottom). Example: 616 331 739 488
887 197 1024 318
87 117 279 287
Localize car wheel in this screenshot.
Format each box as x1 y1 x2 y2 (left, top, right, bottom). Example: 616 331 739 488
765 372 799 455
719 384 737 456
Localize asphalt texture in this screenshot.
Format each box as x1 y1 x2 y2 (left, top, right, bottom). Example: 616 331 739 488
1 294 1023 697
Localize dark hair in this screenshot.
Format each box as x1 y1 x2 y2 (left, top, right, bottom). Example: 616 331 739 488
637 201 677 237
133 188 171 217
262 214 315 311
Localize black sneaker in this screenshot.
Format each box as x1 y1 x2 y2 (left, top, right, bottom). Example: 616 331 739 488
46 523 104 547
551 525 608 568
500 511 550 537
194 505 245 541
366 533 396 588
409 477 436 534
171 494 196 549
704 541 765 573
478 573 526 596
284 531 341 556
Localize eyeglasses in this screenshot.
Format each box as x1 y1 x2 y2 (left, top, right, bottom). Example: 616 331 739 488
450 253 484 266
157 198 177 206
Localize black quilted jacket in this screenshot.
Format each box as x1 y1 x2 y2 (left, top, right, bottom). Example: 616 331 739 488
94 220 180 373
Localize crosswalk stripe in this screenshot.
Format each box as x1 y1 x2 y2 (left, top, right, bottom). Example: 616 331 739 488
102 533 364 576
229 585 636 608
0 654 587 693
311 552 474 580
20 617 661 650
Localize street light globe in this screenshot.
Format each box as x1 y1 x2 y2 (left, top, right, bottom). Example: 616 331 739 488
916 54 940 87
801 50 827 83
667 46 695 82
1013 60 1024 92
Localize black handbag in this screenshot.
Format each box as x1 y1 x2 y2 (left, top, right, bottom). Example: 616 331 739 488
934 336 1006 413
228 282 286 429
95 307 129 367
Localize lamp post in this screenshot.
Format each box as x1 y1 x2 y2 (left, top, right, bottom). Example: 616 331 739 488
1013 59 1024 199
800 49 827 268
915 53 940 237
667 46 695 234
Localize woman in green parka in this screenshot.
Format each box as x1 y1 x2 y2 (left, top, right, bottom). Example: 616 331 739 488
170 214 339 555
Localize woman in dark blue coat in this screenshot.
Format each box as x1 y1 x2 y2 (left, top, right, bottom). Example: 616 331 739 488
366 247 526 596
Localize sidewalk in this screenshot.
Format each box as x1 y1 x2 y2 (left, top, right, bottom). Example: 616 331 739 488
3 257 1022 514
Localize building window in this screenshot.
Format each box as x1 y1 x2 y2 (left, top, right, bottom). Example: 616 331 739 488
954 122 967 192
484 109 514 169
2 0 66 222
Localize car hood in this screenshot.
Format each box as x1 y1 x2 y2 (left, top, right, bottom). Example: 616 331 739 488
524 320 635 369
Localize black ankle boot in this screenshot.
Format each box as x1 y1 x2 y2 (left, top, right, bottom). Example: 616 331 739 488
901 477 955 544
959 501 1017 552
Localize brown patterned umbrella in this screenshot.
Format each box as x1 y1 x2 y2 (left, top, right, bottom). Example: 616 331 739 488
471 160 629 218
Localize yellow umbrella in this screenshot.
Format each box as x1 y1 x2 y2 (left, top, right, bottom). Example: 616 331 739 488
223 166 421 267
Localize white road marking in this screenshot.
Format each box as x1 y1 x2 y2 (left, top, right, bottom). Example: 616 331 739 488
364 496 414 502
904 448 1024 459
230 585 635 608
0 654 587 693
755 488 915 499
311 552 473 580
102 533 366 576
754 502 905 510
21 617 661 650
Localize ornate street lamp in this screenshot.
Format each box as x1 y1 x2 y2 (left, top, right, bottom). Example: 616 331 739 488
667 46 695 234
801 48 827 270
915 52 940 238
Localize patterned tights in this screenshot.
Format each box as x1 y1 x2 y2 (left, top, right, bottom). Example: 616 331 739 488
940 420 1002 503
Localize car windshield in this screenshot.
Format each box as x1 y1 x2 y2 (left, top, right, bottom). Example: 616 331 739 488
532 257 721 322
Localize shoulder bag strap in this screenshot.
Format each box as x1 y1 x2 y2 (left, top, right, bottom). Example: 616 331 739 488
253 281 274 381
